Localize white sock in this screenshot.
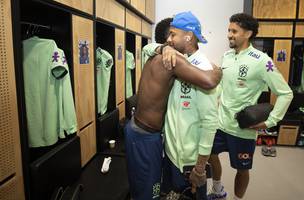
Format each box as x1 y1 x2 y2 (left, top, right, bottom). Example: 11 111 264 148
101 157 112 173
234 195 241 200
212 180 223 193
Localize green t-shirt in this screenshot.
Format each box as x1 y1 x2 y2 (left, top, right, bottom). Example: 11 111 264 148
164 50 218 172
23 36 77 147
96 47 113 115
219 44 293 139
126 50 135 98
141 43 161 68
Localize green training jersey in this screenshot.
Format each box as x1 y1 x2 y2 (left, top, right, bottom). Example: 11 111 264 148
126 50 135 98
96 47 113 115
164 50 218 172
219 44 293 139
23 36 77 147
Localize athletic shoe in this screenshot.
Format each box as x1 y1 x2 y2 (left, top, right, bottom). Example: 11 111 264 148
207 186 227 200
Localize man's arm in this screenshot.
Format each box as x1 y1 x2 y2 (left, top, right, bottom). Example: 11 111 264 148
173 54 222 90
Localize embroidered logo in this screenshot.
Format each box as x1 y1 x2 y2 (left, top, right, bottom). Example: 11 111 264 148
277 50 286 62
182 101 190 108
191 59 201 66
180 81 191 94
248 51 260 59
152 183 160 199
239 65 248 77
266 61 274 72
52 51 59 62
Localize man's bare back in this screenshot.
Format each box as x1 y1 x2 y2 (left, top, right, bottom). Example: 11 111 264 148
135 54 174 131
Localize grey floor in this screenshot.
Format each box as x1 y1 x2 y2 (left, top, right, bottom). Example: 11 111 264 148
207 146 304 200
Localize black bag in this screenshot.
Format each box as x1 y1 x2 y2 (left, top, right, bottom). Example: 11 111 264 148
235 103 274 129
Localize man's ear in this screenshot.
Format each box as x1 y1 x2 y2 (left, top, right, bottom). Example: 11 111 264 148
245 30 253 39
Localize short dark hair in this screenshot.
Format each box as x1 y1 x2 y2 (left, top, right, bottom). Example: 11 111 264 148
154 17 173 43
230 13 259 40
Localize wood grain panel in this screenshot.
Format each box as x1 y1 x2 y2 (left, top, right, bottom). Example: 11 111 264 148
54 0 93 15
135 35 142 92
130 0 145 14
141 20 152 38
299 0 304 19
126 9 141 34
117 101 125 120
145 0 155 22
115 28 125 105
277 125 299 145
72 15 95 130
96 0 125 27
0 0 24 199
79 122 96 167
257 22 293 38
253 0 296 19
270 40 292 105
295 23 304 38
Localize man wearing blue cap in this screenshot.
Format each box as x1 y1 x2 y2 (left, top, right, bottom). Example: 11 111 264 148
124 16 222 200
159 11 218 200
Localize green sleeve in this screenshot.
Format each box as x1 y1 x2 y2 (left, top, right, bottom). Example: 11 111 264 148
260 57 293 128
141 43 161 68
196 87 218 155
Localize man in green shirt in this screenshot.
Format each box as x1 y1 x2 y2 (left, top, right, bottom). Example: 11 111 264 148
208 13 293 200
124 16 221 200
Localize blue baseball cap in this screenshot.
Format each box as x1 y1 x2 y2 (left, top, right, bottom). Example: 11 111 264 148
170 11 207 44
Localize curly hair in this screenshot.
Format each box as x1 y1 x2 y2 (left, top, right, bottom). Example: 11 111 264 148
154 17 173 43
230 13 259 40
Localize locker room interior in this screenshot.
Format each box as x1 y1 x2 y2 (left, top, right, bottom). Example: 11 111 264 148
1 0 304 199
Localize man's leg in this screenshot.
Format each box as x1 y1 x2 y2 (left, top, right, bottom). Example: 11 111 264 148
234 169 249 198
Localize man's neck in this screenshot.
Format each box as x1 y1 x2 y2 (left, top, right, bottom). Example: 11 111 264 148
184 44 198 56
235 41 250 54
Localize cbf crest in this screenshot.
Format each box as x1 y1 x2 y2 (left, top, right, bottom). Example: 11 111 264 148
180 81 191 94
239 65 249 78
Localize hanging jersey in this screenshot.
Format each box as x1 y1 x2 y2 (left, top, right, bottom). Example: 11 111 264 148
96 47 113 115
23 36 77 147
219 44 293 139
126 50 135 98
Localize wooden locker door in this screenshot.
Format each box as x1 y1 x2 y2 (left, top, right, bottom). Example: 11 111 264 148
115 28 126 119
299 0 304 19
145 0 155 22
126 9 142 34
54 0 93 15
141 20 152 38
0 0 24 199
253 0 296 19
270 40 292 105
135 35 142 92
130 0 145 14
96 0 125 27
72 15 95 130
79 122 96 166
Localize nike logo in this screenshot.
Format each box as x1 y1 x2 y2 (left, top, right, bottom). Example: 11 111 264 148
242 161 251 166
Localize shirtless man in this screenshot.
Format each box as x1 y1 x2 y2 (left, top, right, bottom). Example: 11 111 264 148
124 17 221 200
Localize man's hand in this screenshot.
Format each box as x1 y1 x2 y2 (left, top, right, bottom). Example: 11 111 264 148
211 63 222 85
249 121 267 130
162 45 183 70
189 166 206 193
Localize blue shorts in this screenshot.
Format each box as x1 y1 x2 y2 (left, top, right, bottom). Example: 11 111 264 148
211 129 256 169
124 119 163 200
162 154 207 200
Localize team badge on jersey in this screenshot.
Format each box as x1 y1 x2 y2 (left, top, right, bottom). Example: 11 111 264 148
239 65 248 78
180 81 191 94
266 60 274 72
277 50 286 62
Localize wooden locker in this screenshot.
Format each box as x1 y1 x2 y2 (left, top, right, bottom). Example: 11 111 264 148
117 101 126 120
96 0 125 27
130 0 145 14
145 0 155 22
295 23 304 38
126 9 142 34
115 28 126 105
299 0 304 19
79 122 96 167
141 20 152 38
277 125 299 145
72 15 95 130
135 35 142 92
0 0 24 199
253 0 296 19
54 0 93 15
270 40 292 105
257 22 293 38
